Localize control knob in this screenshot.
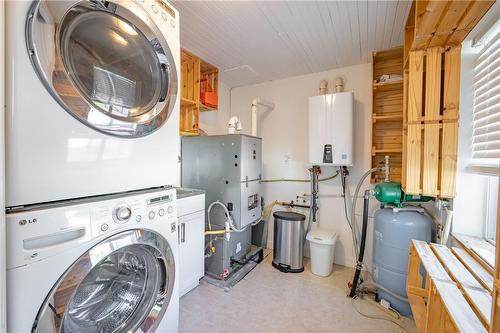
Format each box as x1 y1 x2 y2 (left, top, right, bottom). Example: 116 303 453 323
113 205 132 224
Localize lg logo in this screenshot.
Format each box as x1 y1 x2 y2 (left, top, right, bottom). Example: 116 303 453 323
19 218 37 226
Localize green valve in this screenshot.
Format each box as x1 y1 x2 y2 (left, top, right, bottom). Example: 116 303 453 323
373 182 432 207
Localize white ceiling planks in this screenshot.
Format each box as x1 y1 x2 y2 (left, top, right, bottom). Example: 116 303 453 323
172 1 412 88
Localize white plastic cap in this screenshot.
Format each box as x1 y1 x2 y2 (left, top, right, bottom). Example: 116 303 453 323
306 228 338 245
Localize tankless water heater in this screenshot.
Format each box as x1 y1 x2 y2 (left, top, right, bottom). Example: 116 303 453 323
308 92 354 166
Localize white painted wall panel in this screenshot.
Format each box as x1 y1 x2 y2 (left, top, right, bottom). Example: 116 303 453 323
198 63 374 268
1 2 6 330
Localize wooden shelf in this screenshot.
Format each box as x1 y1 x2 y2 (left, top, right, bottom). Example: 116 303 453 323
372 148 403 156
181 97 197 107
373 113 403 122
200 103 217 112
371 46 404 184
179 49 219 136
180 130 200 136
373 79 403 91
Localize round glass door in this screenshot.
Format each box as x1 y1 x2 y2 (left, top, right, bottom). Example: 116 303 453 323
33 230 175 333
26 1 178 137
62 245 163 332
60 12 163 121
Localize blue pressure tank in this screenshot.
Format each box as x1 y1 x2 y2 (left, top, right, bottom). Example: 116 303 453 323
372 207 431 316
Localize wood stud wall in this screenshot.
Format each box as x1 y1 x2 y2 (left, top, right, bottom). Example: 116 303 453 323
404 46 460 197
401 0 493 198
404 0 494 66
180 50 201 135
371 47 404 183
179 49 219 136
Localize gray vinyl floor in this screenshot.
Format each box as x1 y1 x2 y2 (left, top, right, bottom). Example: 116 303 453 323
179 252 416 333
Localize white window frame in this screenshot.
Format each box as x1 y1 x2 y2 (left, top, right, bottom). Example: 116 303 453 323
464 16 500 243
470 19 500 175
484 175 498 244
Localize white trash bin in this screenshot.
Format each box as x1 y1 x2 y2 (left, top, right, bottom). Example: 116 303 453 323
306 228 338 277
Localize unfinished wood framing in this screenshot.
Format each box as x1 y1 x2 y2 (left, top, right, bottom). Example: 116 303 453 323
403 46 460 197
404 0 494 65
371 47 404 183
406 240 491 333
179 49 219 136
180 50 201 135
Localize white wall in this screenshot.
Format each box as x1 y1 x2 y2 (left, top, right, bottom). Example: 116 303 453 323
452 3 499 237
199 82 231 135
200 63 374 267
1 2 6 330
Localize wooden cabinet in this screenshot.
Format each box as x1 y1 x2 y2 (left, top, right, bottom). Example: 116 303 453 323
179 49 219 136
371 47 404 183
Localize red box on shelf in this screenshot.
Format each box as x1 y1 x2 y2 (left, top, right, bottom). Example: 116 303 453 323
200 91 218 108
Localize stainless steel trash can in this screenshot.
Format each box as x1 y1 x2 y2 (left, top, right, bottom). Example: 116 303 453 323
272 211 305 273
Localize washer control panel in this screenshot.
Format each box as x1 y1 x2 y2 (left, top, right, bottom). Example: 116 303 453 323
89 188 177 238
136 0 178 30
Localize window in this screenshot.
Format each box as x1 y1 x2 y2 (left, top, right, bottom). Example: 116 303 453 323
468 19 500 243
471 20 500 171
485 175 498 244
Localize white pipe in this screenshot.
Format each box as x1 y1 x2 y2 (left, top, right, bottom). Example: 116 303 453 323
335 76 345 93
251 97 275 137
227 116 242 134
441 207 453 245
319 80 328 95
251 104 258 137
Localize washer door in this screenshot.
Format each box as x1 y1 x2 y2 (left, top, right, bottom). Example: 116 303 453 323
33 229 175 333
26 0 178 138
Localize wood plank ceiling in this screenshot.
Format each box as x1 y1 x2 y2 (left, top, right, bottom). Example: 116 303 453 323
172 1 413 88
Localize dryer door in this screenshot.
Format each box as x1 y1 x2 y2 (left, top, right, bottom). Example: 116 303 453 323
33 229 176 333
26 0 178 138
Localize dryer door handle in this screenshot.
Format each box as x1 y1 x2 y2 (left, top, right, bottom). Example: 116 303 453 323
23 227 86 250
159 63 170 103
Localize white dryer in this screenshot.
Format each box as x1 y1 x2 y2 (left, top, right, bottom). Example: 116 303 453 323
6 0 181 207
6 187 179 333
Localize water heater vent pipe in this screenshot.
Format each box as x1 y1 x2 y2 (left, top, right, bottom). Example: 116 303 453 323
335 76 345 93
251 97 275 137
319 80 328 95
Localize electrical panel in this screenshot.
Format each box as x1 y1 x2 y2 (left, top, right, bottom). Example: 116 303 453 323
308 92 354 166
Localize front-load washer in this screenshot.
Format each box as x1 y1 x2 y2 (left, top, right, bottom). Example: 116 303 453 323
6 187 179 333
6 0 181 207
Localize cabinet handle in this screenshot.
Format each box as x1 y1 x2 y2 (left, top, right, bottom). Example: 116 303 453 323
181 223 186 243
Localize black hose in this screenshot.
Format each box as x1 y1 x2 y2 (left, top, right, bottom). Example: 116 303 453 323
349 189 370 298
278 201 311 209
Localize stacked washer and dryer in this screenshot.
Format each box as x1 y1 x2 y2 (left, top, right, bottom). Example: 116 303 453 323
5 0 181 332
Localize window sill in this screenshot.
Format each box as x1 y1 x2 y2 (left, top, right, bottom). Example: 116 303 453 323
466 164 499 176
452 233 495 270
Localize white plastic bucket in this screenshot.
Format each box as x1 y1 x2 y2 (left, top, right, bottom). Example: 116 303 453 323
306 228 338 277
